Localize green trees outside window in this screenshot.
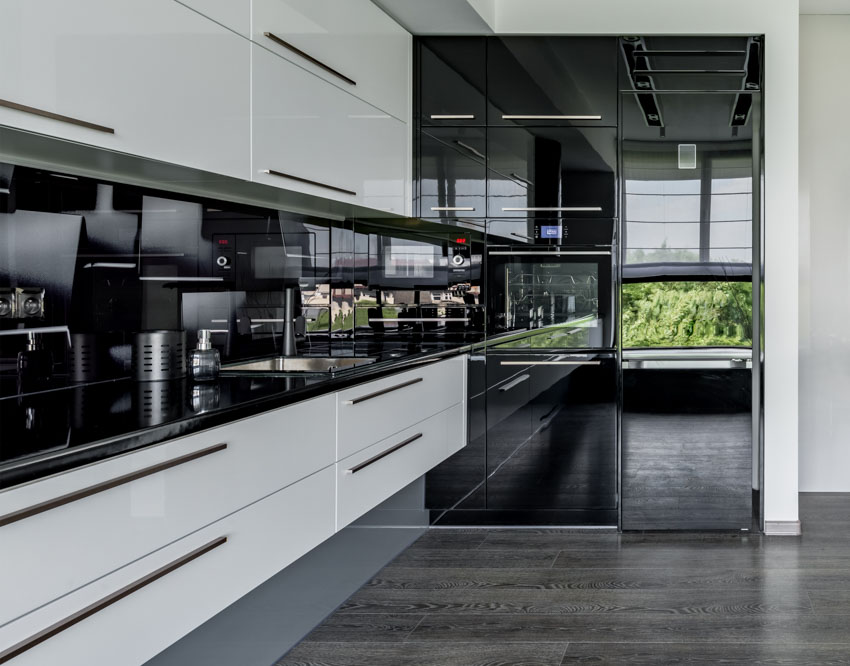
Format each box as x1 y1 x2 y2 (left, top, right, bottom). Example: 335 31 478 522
621 281 752 348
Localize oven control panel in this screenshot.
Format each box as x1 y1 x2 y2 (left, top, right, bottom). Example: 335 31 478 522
212 234 235 280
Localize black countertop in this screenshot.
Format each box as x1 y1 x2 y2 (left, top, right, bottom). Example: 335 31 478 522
0 340 480 491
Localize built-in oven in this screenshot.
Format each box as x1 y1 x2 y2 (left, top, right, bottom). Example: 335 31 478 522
486 218 615 350
210 231 315 291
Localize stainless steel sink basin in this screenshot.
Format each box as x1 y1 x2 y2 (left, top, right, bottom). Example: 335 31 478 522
222 356 377 373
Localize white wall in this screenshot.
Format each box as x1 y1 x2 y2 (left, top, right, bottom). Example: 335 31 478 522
799 15 850 491
488 0 801 527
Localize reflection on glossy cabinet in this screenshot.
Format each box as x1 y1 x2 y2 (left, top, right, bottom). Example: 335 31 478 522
487 127 617 217
419 37 486 126
251 44 408 213
252 0 410 120
487 37 618 127
0 0 250 180
175 0 250 36
418 127 487 218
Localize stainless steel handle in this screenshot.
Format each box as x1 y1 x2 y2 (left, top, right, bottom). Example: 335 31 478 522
344 377 423 405
263 169 356 197
454 140 486 160
502 207 603 212
368 318 470 322
0 443 227 528
0 98 114 134
264 32 355 86
430 114 475 119
499 374 530 392
0 536 227 664
430 207 475 212
346 433 423 474
489 250 611 256
502 114 602 120
500 361 601 366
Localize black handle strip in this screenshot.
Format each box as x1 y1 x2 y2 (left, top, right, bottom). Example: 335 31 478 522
0 98 114 133
0 443 228 528
347 433 423 474
0 536 227 664
344 377 423 405
264 169 356 197
263 32 356 86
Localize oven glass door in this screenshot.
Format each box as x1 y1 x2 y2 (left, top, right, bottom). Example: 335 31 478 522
487 248 613 349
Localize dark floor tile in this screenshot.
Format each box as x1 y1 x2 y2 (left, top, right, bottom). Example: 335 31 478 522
299 614 423 643
277 641 566 666
338 588 812 616
560 642 850 665
406 531 489 551
368 566 807 591
409 613 850 644
389 549 559 569
808 589 850 613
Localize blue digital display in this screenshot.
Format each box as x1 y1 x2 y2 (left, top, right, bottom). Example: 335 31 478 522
539 225 562 239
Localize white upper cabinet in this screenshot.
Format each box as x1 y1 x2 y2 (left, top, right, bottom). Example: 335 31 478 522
0 0 250 180
175 0 250 37
252 0 410 121
252 44 408 214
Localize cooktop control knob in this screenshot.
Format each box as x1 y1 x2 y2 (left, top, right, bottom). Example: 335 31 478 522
451 253 466 267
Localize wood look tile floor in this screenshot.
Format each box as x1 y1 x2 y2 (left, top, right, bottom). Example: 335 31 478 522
277 494 850 665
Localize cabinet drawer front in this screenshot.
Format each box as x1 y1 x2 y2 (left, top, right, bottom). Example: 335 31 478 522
337 404 463 529
337 356 465 460
0 467 335 666
252 0 409 120
0 394 334 626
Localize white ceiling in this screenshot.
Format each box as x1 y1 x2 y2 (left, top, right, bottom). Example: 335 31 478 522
800 0 850 13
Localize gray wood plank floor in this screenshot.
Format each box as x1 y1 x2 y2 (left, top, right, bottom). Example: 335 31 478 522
277 493 850 665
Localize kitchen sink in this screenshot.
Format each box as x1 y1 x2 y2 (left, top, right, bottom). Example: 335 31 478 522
222 356 377 374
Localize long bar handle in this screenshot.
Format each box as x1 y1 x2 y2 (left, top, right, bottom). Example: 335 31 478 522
264 32 356 86
0 536 227 664
498 374 530 392
430 207 475 212
262 169 356 197
489 250 611 256
0 443 228 528
430 114 475 119
500 361 601 366
502 207 602 212
368 318 470 323
502 114 602 120
343 377 423 405
0 98 114 134
346 433 423 474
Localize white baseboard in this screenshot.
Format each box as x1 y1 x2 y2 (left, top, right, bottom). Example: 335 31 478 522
764 520 802 536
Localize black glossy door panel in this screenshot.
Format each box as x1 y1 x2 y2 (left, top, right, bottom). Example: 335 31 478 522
486 353 618 516
487 127 617 218
419 37 486 126
419 127 487 218
488 37 618 127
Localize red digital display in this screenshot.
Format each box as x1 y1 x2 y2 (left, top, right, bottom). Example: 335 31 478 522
217 239 230 245
455 238 467 244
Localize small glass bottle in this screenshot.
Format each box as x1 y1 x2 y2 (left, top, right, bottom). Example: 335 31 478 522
17 332 53 387
189 329 220 381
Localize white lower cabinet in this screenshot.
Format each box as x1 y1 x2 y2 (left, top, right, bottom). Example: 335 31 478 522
0 0 250 179
0 393 334 627
0 466 336 666
251 44 408 214
337 402 465 529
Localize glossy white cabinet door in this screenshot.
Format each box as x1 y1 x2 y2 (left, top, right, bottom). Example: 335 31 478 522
252 0 410 121
0 0 250 179
0 393 335 627
175 0 250 36
0 467 336 666
252 44 407 214
337 355 466 460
